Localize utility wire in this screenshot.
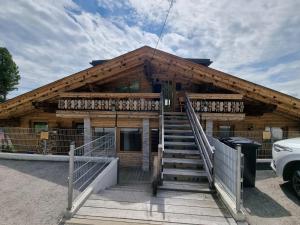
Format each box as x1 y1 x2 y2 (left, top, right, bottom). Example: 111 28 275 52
151 0 175 60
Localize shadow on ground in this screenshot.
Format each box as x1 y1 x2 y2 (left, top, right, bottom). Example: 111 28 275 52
243 187 291 218
280 181 300 206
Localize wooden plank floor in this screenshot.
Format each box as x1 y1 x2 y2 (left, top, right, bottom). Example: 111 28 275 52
65 167 237 225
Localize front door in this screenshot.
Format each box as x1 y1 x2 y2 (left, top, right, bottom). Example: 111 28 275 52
162 80 174 112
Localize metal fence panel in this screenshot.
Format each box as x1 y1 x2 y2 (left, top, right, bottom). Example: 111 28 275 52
207 136 243 210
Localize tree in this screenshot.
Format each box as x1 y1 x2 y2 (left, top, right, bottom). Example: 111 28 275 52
0 47 20 102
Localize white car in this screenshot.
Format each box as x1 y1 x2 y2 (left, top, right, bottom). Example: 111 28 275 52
271 138 300 197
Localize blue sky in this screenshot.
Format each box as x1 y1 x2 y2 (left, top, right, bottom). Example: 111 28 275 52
0 0 300 98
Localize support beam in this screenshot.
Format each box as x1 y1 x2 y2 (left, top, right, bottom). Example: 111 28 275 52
84 117 92 149
142 118 150 172
206 120 213 136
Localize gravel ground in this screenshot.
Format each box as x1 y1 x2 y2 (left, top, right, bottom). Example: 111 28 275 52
0 159 68 225
244 169 300 225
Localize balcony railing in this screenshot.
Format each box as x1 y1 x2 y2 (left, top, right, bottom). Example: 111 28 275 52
188 93 244 113
58 93 160 112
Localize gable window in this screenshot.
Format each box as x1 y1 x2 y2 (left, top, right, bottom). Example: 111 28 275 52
116 80 140 93
120 128 142 151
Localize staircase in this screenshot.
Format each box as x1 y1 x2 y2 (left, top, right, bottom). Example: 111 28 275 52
158 112 212 193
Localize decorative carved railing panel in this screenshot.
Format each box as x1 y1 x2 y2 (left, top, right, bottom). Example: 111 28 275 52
58 98 160 111
190 100 244 113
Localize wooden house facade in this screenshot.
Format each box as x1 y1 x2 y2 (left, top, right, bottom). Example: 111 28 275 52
0 46 299 168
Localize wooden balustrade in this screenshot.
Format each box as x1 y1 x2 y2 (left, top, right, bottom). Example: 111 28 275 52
58 93 160 111
190 100 244 113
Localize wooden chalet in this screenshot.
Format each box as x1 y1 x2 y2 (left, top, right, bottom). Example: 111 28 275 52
0 46 299 168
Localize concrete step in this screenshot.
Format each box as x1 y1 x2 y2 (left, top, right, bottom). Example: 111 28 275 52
164 149 200 155
158 181 212 193
163 168 206 178
165 141 196 146
164 135 194 139
162 158 203 165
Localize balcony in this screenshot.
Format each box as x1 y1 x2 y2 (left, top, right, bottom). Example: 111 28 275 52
187 93 244 113
58 93 161 112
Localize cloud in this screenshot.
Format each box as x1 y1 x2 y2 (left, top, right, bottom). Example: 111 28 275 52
0 0 300 99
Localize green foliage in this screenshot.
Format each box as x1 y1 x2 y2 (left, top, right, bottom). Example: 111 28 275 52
0 47 20 102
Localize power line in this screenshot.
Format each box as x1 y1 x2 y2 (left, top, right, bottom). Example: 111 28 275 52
151 0 175 60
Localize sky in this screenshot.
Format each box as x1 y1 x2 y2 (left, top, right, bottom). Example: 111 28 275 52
0 0 300 99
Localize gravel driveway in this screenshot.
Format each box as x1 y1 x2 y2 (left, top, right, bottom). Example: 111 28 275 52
0 159 68 225
244 169 300 225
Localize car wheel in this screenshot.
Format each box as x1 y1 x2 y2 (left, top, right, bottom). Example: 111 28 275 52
292 169 300 198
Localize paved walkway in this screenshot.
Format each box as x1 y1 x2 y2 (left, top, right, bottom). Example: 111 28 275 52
66 167 236 225
0 159 68 225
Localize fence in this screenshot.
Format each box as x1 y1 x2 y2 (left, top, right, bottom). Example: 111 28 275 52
213 130 300 159
207 135 244 212
67 133 115 211
0 127 103 155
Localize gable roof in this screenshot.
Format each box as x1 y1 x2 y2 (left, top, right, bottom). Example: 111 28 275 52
0 46 299 119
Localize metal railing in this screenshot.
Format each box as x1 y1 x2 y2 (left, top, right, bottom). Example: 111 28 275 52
152 92 164 195
185 93 214 186
0 127 110 155
67 133 115 211
207 136 244 212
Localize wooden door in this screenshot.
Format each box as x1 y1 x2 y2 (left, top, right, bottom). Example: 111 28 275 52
162 80 174 112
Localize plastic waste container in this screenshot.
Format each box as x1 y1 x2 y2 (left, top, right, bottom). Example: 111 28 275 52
219 137 261 187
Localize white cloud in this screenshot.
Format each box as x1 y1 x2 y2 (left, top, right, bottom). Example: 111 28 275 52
0 0 300 99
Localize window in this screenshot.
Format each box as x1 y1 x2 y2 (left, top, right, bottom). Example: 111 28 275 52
33 122 48 132
219 125 233 138
74 123 84 135
94 127 115 138
116 80 140 93
151 129 159 152
120 128 142 151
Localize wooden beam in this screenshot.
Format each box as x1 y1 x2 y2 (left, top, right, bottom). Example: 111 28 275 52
200 113 245 121
59 92 160 99
188 93 243 100
56 110 159 119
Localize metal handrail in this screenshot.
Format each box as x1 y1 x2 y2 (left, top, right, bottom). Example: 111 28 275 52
185 93 214 186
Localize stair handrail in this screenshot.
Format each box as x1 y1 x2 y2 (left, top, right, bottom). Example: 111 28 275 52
152 92 164 195
185 93 214 186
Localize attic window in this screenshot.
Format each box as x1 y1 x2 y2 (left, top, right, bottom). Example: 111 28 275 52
116 80 140 93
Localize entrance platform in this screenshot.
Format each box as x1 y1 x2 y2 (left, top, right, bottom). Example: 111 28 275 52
65 167 237 225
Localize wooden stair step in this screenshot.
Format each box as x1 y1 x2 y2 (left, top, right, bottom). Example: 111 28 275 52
165 141 195 146
164 149 200 155
162 158 203 165
164 120 189 124
165 129 193 133
165 124 191 128
164 112 186 116
163 168 206 177
164 135 194 139
159 181 212 193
